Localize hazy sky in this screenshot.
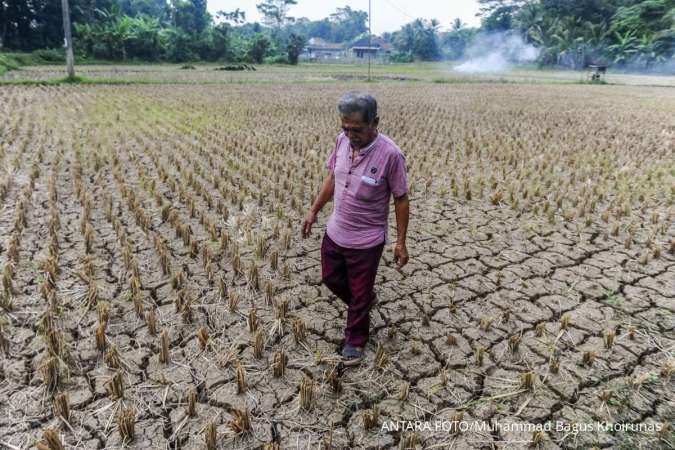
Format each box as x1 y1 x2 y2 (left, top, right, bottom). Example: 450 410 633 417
208 0 482 34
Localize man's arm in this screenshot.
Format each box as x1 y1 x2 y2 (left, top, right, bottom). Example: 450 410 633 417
393 193 409 268
302 172 335 238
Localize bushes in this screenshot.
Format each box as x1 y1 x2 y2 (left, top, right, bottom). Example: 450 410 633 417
389 52 414 63
31 49 66 63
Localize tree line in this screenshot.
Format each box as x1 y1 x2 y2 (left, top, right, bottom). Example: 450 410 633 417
1 0 673 69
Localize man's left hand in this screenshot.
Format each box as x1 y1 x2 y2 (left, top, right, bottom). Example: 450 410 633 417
394 242 409 269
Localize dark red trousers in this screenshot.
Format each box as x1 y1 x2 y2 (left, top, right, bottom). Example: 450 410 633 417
320 233 384 347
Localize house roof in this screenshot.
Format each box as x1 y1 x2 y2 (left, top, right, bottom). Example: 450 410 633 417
350 36 391 49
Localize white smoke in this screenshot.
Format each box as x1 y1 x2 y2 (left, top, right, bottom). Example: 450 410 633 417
455 32 539 73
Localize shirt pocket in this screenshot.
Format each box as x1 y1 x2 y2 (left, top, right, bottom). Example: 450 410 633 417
354 175 386 202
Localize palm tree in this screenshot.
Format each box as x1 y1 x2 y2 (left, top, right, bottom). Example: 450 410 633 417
451 18 464 32
608 29 639 64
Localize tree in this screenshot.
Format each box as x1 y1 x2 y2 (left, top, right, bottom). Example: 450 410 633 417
286 32 306 64
329 6 368 42
451 18 464 31
392 19 441 61
217 8 246 24
256 0 297 29
247 33 270 63
441 27 477 60
172 0 210 35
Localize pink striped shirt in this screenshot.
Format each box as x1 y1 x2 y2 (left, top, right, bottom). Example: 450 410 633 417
325 132 408 249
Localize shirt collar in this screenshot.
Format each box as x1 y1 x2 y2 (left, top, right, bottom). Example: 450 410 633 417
356 132 380 157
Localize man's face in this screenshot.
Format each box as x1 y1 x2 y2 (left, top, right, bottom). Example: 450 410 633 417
340 112 378 150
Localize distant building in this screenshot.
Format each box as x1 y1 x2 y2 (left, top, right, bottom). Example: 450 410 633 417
349 36 393 60
302 38 346 61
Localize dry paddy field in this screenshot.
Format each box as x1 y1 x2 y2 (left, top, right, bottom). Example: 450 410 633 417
0 75 674 450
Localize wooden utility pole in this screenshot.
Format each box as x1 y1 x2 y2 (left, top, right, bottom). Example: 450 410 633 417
61 0 75 78
368 0 372 81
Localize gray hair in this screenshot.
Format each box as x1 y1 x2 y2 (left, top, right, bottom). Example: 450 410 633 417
338 92 378 124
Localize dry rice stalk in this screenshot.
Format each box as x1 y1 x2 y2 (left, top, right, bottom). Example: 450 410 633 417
508 334 521 353
97 301 110 326
86 279 98 308
253 330 265 359
159 329 170 364
107 372 125 400
236 362 247 394
0 325 8 354
549 355 560 374
205 421 217 450
264 280 274 305
399 382 410 401
132 292 144 318
272 350 287 378
324 364 341 394
660 359 675 379
292 318 306 344
519 371 538 391
363 405 380 430
117 407 136 443
299 375 315 411
228 290 240 313
146 309 157 336
95 322 107 353
197 327 209 352
218 276 228 299
475 346 486 367
530 430 546 448
247 262 259 290
52 392 70 423
36 428 65 450
399 432 420 449
627 325 636 340
39 356 60 392
479 317 492 331
374 343 388 369
274 298 288 320
187 387 197 417
535 322 546 337
604 329 616 349
171 270 185 291
560 314 572 330
228 406 252 435
105 344 121 369
247 308 258 333
449 412 464 435
45 329 64 358
581 351 596 367
269 250 278 271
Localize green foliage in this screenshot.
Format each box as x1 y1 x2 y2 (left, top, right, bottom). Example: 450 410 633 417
389 52 414 63
3 0 671 70
247 33 271 64
256 0 297 29
286 33 306 65
441 27 477 60
392 19 441 61
482 0 675 70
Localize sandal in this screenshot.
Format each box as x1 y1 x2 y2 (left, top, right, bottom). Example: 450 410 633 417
341 344 364 366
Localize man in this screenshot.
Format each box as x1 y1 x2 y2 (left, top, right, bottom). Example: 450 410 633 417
302 91 410 366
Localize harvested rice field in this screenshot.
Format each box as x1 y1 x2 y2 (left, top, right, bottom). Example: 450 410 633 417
0 75 673 449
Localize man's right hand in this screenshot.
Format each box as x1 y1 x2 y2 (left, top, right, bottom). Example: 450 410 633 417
302 210 317 238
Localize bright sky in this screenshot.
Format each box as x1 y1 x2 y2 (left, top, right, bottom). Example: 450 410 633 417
207 0 482 34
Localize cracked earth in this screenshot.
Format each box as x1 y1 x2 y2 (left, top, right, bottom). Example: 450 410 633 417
0 82 673 449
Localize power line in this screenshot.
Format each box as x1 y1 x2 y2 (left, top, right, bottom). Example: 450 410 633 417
379 0 417 21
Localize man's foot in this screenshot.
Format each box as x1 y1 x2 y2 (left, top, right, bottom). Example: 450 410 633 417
341 344 364 366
